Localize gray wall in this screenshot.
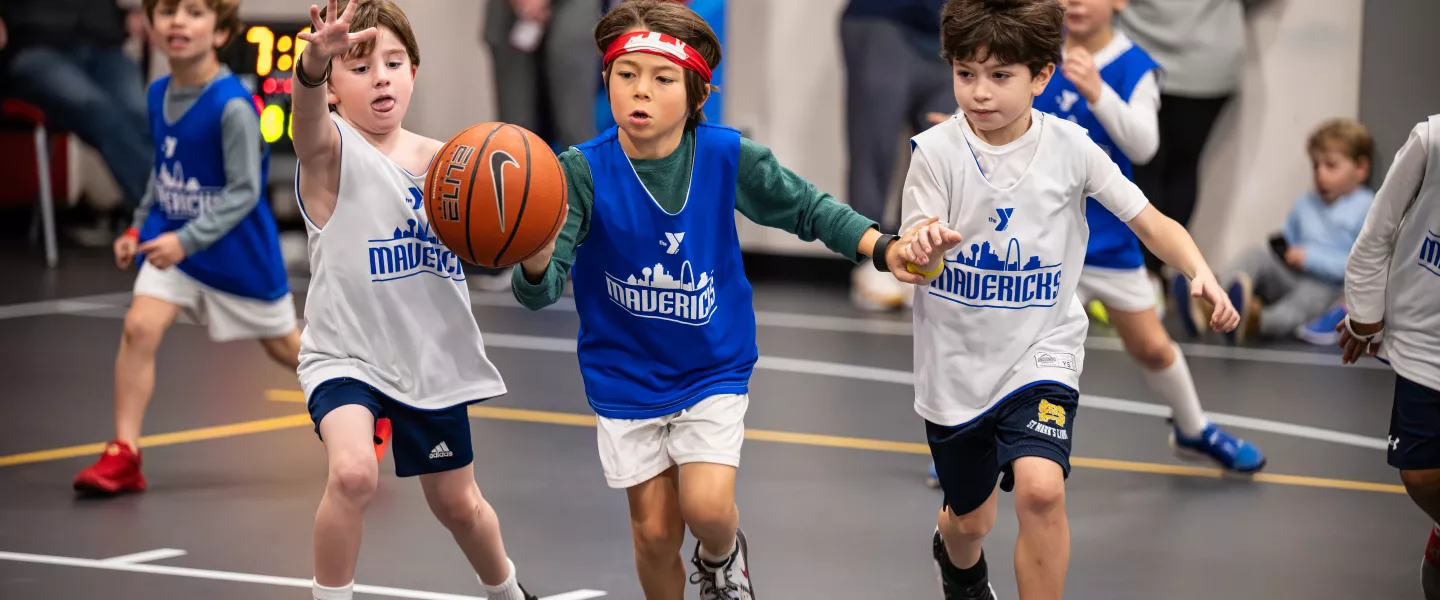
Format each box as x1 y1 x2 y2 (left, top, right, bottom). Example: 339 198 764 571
1359 0 1440 179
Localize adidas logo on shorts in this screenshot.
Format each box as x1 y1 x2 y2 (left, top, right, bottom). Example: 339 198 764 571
429 441 454 460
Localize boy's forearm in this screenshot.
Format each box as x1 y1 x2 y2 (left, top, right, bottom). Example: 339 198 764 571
1133 208 1211 279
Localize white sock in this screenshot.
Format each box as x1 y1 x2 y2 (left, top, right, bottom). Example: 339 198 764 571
1140 343 1209 438
481 559 526 600
699 537 736 566
312 579 353 600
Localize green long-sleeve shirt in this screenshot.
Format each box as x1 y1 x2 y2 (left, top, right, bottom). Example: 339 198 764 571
511 130 878 309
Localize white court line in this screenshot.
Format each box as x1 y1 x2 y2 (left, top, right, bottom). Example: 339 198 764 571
480 333 1390 451
0 550 606 600
0 292 134 321
101 548 188 564
465 290 1384 370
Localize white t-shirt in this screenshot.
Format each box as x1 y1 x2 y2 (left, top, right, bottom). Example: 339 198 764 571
1344 116 1440 392
296 114 508 409
903 109 1149 426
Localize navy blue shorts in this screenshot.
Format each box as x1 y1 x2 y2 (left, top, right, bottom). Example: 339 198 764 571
308 378 475 478
1389 374 1440 471
926 382 1079 516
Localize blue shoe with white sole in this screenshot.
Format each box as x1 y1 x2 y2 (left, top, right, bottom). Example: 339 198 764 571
1171 423 1267 474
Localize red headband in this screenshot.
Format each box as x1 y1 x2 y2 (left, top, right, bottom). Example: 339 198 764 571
603 31 713 83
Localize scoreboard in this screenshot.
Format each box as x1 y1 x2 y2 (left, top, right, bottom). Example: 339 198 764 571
219 21 312 153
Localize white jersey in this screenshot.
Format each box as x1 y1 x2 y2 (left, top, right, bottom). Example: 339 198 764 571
1345 115 1440 392
295 113 507 409
904 110 1149 426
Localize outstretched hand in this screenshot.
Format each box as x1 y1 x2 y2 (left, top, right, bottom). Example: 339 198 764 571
885 217 962 285
298 0 378 64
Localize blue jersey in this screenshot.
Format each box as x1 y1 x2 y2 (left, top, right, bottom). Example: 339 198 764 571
1034 41 1159 269
571 123 758 419
140 74 288 301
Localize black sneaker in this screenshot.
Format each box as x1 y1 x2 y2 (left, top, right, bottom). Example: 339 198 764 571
933 529 996 600
689 528 754 599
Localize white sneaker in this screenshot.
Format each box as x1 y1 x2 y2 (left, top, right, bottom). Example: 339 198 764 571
850 265 905 312
690 529 753 599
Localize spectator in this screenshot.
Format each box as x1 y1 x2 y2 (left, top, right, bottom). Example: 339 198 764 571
0 0 152 218
484 0 600 150
1118 0 1266 273
840 0 952 311
1176 118 1375 344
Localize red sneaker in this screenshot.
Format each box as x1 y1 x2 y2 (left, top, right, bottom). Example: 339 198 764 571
73 441 146 496
374 418 392 462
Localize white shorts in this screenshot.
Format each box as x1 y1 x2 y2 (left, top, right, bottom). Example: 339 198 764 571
1075 266 1156 313
595 393 748 489
133 262 297 342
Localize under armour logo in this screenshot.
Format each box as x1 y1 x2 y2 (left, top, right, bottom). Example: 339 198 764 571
1390 436 1400 450
660 232 686 255
993 208 1014 232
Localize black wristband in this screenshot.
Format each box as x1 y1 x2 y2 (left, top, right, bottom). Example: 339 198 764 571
295 53 331 88
871 233 897 272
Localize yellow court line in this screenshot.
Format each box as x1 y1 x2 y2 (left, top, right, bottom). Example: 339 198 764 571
0 389 1405 496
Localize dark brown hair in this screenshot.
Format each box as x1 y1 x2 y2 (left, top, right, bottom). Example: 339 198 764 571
594 0 721 131
1308 118 1374 165
940 0 1064 77
319 0 421 67
143 0 244 49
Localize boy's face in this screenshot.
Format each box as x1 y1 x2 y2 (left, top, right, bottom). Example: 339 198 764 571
1310 147 1369 202
607 48 698 147
150 0 227 62
1064 0 1125 39
329 27 416 136
952 53 1053 135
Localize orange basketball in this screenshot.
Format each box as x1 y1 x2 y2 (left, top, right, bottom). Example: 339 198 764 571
425 122 568 269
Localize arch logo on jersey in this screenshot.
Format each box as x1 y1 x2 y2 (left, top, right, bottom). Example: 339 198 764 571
604 232 717 326
155 161 223 219
367 187 465 283
928 232 1064 310
1420 230 1440 278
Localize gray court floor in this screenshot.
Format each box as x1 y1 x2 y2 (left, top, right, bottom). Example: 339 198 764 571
0 248 1426 599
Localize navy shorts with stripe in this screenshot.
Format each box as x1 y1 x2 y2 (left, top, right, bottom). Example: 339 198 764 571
1389 373 1440 471
926 382 1079 516
308 378 475 477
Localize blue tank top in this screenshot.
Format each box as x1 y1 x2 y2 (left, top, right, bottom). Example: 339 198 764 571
140 74 288 301
571 123 758 419
1034 42 1159 269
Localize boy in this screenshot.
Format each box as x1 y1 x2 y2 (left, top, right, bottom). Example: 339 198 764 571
512 1 924 597
1178 118 1375 345
291 1 535 598
897 0 1238 598
1033 0 1264 472
1338 114 1440 599
71 0 325 496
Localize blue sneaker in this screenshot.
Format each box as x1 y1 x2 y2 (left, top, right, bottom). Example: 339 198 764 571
1170 423 1267 474
1171 274 1199 338
926 461 940 489
1296 301 1346 345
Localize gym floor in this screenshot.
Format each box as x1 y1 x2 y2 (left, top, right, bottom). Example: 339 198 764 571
0 247 1424 599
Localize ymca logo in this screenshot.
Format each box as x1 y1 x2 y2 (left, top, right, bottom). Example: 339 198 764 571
429 441 454 460
926 238 1064 310
1037 399 1067 427
661 232 686 255
1058 90 1080 113
989 208 1014 232
1419 230 1440 278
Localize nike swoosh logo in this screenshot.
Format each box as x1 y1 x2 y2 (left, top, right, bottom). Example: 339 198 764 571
489 150 520 232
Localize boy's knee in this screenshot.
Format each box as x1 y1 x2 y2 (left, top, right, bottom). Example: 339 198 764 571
1129 338 1175 370
679 493 735 535
941 503 996 542
1402 469 1440 499
631 514 684 561
430 491 487 533
1013 465 1067 519
121 311 167 349
328 457 379 504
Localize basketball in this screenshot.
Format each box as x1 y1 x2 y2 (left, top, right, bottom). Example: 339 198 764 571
424 122 568 269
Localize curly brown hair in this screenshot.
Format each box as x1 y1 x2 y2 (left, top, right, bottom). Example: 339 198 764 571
594 0 721 131
940 0 1064 77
